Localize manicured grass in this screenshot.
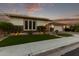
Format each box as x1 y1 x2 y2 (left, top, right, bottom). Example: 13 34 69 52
57 33 72 37
0 34 60 47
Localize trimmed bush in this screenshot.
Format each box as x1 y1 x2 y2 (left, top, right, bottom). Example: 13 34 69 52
13 26 23 33
0 22 14 34
37 26 46 33
55 30 59 34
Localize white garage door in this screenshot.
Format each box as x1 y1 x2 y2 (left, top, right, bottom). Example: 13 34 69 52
54 26 63 31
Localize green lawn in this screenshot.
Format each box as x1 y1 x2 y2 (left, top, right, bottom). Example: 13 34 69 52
57 33 72 37
0 34 60 47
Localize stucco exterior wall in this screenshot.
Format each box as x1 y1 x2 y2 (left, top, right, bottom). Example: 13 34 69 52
9 18 24 26
36 20 50 26
9 18 51 26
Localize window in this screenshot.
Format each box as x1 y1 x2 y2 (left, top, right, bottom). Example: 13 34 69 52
24 20 36 30
33 21 36 29
29 21 32 29
25 21 28 29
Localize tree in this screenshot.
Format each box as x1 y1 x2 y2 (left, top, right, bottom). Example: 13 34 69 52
69 24 79 32
0 22 14 34
70 26 75 32
73 24 79 32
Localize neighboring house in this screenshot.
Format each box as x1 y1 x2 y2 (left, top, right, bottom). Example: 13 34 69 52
52 18 79 31
53 18 79 25
46 22 65 32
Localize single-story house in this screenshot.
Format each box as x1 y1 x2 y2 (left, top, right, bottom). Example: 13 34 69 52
0 13 52 32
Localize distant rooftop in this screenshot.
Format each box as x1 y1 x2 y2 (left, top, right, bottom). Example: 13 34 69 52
53 18 79 25
53 18 79 21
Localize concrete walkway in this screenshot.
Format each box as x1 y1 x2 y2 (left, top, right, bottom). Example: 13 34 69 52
0 34 79 56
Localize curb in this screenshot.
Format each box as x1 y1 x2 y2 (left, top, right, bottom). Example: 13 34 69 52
34 42 79 56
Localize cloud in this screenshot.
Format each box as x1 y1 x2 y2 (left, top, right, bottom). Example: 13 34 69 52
6 9 20 14
24 3 42 15
68 14 79 18
74 14 79 17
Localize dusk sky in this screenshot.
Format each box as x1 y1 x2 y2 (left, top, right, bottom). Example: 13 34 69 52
0 3 79 20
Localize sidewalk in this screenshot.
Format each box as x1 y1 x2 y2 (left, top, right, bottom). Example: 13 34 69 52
0 34 78 56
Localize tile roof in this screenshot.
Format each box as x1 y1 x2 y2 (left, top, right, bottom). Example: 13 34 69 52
4 13 52 21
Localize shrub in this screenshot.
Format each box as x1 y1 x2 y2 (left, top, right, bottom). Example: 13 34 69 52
0 22 14 34
74 24 79 32
69 24 79 32
13 26 23 33
50 27 54 32
37 26 46 33
64 28 71 32
55 30 59 34
69 26 75 32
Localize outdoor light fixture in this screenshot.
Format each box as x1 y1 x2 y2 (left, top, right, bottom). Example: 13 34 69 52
51 25 54 28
